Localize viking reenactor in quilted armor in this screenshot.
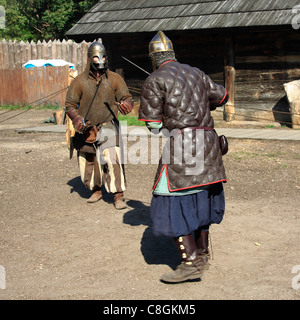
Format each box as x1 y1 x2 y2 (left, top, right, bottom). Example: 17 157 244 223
139 31 228 283
65 41 133 209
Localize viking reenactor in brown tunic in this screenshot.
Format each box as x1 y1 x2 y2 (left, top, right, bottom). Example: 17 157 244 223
139 31 228 283
65 41 133 209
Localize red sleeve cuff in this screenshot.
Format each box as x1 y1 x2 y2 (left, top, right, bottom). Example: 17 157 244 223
138 119 162 123
218 89 228 105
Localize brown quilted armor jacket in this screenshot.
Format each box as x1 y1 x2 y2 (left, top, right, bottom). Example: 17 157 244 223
139 61 228 191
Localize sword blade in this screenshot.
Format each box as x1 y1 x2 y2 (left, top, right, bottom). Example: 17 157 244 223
122 56 151 75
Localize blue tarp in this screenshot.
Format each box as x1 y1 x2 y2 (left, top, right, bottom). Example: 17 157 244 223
22 59 75 69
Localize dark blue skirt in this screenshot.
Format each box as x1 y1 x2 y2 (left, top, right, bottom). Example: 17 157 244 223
150 182 225 237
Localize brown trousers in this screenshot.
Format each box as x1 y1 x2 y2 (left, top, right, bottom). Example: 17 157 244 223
78 146 126 193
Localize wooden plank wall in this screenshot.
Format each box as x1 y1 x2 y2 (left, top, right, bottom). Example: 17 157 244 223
233 30 300 124
105 30 225 83
103 30 226 106
0 66 69 107
0 69 26 105
103 28 300 125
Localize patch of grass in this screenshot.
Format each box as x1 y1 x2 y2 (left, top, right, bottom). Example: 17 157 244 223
0 104 60 110
229 151 260 160
0 104 31 110
118 114 145 126
230 149 286 160
38 105 60 110
292 153 300 160
265 152 283 158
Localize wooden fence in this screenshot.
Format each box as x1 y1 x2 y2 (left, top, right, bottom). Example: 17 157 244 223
0 66 69 107
0 39 93 74
0 39 95 108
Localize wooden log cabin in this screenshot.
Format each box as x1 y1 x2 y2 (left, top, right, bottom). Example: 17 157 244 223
66 0 300 127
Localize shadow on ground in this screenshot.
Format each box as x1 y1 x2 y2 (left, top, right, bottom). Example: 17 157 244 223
67 178 180 269
67 176 114 203
123 199 180 270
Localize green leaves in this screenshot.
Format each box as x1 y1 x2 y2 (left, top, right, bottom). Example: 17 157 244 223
0 0 98 41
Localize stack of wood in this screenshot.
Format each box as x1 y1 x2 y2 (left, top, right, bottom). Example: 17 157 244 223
284 80 300 129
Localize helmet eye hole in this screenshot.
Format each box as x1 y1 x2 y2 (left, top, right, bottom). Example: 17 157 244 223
88 42 108 70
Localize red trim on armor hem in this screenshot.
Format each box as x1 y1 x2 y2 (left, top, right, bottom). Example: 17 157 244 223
152 165 227 192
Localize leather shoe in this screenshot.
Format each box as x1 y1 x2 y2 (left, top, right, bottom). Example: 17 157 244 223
87 190 102 203
114 192 127 210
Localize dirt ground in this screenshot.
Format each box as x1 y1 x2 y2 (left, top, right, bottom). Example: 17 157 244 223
0 109 299 301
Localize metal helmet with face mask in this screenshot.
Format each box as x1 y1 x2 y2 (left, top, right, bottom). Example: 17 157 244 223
87 41 108 71
149 31 176 70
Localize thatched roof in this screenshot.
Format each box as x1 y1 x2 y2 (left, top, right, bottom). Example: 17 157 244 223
66 0 298 36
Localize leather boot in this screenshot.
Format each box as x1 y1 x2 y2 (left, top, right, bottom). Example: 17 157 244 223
194 229 210 270
113 192 127 210
87 187 102 203
160 234 207 284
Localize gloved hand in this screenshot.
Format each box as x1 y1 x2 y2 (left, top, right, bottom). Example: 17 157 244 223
114 99 133 115
72 115 85 133
67 109 86 133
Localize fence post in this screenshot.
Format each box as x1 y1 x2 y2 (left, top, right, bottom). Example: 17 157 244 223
2 39 8 69
47 40 52 60
30 40 37 60
20 40 28 67
24 41 31 63
14 40 21 68
61 39 67 62
8 39 14 68
36 40 42 59
77 41 83 73
0 39 3 70
57 39 62 59
67 39 73 64
42 39 47 59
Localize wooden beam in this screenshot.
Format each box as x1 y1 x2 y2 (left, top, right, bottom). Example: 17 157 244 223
224 35 235 121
